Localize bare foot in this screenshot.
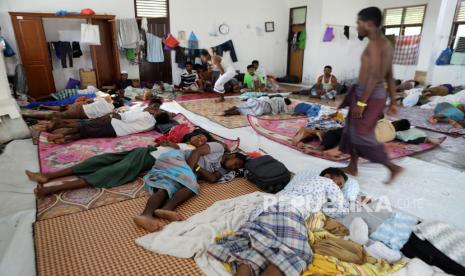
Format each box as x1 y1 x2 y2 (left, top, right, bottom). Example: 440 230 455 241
46 117 62 132
428 116 437 124
25 170 49 183
341 166 358 176
133 215 167 232
34 184 46 199
385 165 404 185
324 148 342 158
426 137 441 145
154 209 185 222
296 142 305 149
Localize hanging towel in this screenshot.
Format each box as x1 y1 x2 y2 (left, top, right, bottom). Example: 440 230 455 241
298 29 307 49
393 35 421 65
80 24 101 45
141 17 148 32
146 32 164 63
344 26 350 39
188 31 199 49
117 18 139 48
323 27 335 42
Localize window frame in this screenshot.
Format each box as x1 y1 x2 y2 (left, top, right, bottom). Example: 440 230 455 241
134 0 169 19
449 1 465 49
383 4 427 36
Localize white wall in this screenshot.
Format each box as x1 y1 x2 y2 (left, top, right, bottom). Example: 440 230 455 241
0 0 139 79
169 0 290 85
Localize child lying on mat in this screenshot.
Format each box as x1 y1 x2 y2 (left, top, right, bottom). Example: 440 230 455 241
207 168 349 276
293 119 440 158
428 102 465 129
23 95 115 121
25 130 221 198
45 99 167 144
134 142 247 232
223 96 292 116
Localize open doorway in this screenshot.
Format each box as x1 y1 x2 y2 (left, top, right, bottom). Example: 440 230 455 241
287 6 307 83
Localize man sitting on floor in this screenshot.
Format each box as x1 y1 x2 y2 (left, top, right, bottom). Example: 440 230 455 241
207 168 348 276
46 98 168 143
178 62 200 92
312 65 338 100
196 64 214 92
223 95 292 116
134 141 248 232
116 70 133 90
23 95 115 120
252 60 280 91
243 65 265 92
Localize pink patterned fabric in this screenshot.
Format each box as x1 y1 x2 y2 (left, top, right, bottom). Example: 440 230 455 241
247 115 446 162
393 35 421 65
38 114 240 173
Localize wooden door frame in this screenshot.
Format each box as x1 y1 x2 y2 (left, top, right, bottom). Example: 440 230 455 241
287 6 307 80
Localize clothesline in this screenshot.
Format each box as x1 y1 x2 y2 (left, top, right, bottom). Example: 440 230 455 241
326 24 357 28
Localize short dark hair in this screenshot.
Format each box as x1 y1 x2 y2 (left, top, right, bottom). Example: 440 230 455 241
247 64 255 70
155 112 170 124
284 98 292 105
320 167 348 181
200 49 210 57
185 61 193 66
233 152 248 166
252 60 259 65
150 98 163 106
395 79 402 86
324 65 332 70
182 128 214 143
414 81 420 87
194 64 203 71
391 119 411 132
358 7 383 27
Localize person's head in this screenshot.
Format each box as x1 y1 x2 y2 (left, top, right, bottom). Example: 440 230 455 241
414 81 420 87
182 129 214 147
112 97 124 109
120 70 128 80
222 152 248 171
185 62 193 72
145 98 162 113
357 7 383 38
395 79 402 86
324 65 332 76
320 167 348 188
155 112 170 124
247 64 256 75
252 60 259 69
284 98 292 105
145 82 154 89
200 49 211 62
458 104 465 112
391 119 411 132
194 64 204 73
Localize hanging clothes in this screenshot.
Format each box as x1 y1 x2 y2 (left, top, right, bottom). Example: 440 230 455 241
60 41 73 68
188 31 199 49
146 32 164 63
212 40 238 62
72 41 82 58
117 18 139 49
81 24 101 45
141 17 148 32
290 32 299 51
2 38 16 57
323 27 335 42
298 29 307 50
344 26 350 39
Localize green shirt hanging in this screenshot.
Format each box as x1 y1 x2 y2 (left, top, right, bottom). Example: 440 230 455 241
298 29 307 50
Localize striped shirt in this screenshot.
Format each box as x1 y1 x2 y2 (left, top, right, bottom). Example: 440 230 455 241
180 70 198 87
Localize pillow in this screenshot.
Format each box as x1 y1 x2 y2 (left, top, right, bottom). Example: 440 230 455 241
396 128 427 143
375 119 396 143
370 211 418 251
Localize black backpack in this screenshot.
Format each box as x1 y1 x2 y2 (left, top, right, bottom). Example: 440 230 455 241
245 155 291 193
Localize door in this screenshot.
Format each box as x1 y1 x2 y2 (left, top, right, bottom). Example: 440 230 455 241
90 18 121 87
139 18 172 84
287 7 307 82
10 14 55 98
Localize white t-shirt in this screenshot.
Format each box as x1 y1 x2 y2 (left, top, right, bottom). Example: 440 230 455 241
110 110 156 136
183 142 227 175
82 98 114 119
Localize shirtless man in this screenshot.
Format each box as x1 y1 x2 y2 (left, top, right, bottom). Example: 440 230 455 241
200 49 236 102
339 7 402 184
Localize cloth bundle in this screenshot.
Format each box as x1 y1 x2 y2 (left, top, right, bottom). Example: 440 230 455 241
80 24 100 45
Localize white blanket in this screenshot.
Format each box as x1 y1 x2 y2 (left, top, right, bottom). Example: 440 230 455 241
136 192 267 276
420 89 465 110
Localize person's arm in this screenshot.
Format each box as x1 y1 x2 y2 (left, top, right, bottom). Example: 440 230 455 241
353 44 382 118
158 141 180 149
323 183 349 218
385 60 398 116
316 76 323 94
212 56 224 75
331 76 338 91
187 144 223 183
197 168 222 183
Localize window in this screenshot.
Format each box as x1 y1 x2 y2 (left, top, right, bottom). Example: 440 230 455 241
135 0 168 18
383 5 426 36
450 1 465 49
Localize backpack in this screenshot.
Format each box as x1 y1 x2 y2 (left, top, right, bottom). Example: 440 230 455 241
245 155 291 193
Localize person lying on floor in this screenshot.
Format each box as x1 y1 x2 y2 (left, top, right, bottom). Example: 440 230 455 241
207 168 349 276
177 62 201 92
395 79 420 92
243 65 265 92
23 95 115 121
46 98 167 143
223 95 292 116
422 84 453 97
428 102 465 129
133 141 248 232
25 129 217 198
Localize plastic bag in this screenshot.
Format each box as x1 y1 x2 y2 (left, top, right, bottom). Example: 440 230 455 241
435 48 452 65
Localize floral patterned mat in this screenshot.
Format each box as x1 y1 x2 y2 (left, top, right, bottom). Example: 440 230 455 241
248 115 446 162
